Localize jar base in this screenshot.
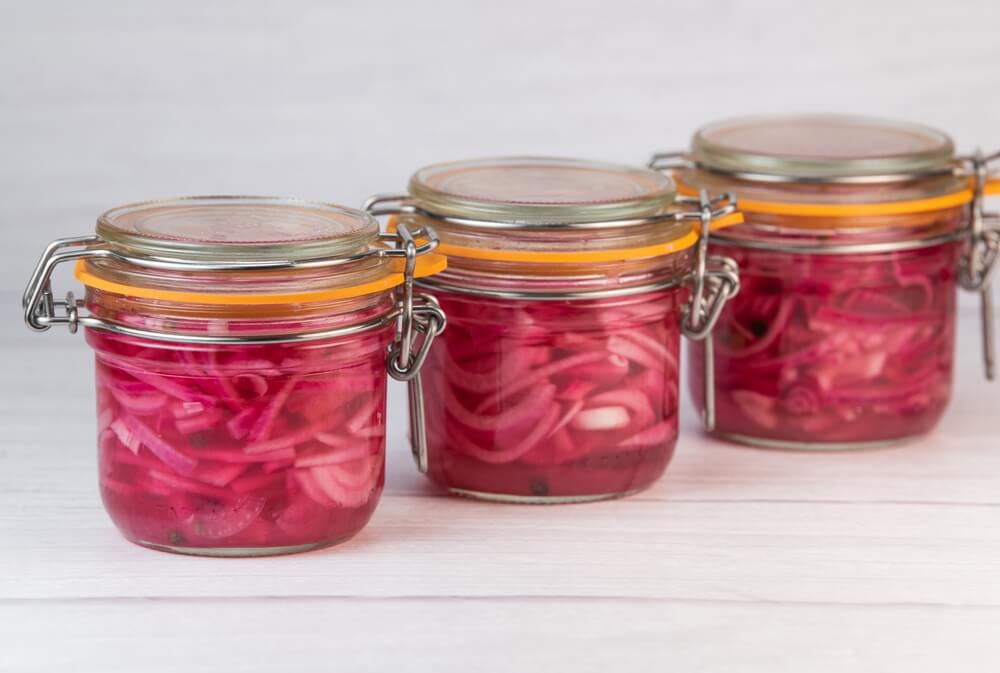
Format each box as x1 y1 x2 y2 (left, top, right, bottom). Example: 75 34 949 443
712 431 926 451
131 536 354 557
447 486 642 504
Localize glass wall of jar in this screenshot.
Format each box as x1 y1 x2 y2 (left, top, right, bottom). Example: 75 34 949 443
649 115 1000 450
22 197 446 555
366 158 741 502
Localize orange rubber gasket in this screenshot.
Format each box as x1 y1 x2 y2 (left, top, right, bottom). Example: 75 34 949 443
75 253 447 305
674 177 1000 219
389 212 743 263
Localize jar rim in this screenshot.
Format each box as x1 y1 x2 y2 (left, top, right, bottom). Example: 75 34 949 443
96 195 379 263
408 157 678 225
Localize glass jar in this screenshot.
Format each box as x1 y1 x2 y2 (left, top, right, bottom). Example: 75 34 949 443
649 115 1000 449
366 157 741 502
23 196 446 555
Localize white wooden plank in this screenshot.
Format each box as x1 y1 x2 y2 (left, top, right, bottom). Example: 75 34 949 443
3 598 999 673
3 491 1000 605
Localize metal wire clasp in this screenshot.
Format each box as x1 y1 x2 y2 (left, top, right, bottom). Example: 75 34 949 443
384 222 447 382
647 151 693 173
365 196 448 473
364 196 446 381
676 190 741 432
647 152 742 339
961 151 1000 380
678 190 741 341
23 235 108 333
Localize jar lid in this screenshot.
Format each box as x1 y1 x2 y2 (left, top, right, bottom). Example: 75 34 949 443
691 115 956 181
96 196 377 263
409 157 677 225
79 196 445 305
403 157 740 264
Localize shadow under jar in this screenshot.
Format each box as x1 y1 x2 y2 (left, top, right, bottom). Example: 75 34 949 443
650 115 1000 450
23 197 446 555
366 157 742 502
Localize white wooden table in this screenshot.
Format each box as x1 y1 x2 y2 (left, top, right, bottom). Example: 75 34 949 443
2 293 998 672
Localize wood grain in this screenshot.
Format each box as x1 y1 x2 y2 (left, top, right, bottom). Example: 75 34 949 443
2 302 999 671
4 599 1000 673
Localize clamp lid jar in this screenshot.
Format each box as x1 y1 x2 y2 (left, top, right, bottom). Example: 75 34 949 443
23 196 446 556
650 115 1000 450
367 157 741 502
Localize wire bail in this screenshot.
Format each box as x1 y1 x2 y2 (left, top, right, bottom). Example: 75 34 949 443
383 227 446 474
23 235 105 333
364 198 448 473
675 190 741 432
362 193 416 218
384 223 447 381
647 151 693 174
962 151 1000 380
679 190 741 341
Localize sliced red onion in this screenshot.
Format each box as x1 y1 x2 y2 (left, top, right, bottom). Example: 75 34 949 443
473 351 607 414
449 406 562 464
89 312 391 550
420 289 683 497
570 406 631 431
695 242 958 444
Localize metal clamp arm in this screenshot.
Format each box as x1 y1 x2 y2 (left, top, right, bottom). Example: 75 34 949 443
963 151 1000 380
386 293 447 475
680 190 741 341
679 190 742 432
363 193 416 218
647 151 692 173
23 236 108 332
364 200 449 474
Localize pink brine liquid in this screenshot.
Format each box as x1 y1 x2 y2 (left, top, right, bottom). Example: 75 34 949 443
690 242 959 447
89 323 391 554
418 290 683 501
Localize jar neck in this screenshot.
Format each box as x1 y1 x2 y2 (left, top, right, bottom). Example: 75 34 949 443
678 166 972 244
83 254 391 298
679 167 968 206
400 208 692 258
423 249 694 295
713 206 967 250
85 287 396 338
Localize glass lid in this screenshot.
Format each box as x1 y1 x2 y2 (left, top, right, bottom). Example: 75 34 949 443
96 196 379 263
690 115 956 180
77 195 449 305
408 157 677 225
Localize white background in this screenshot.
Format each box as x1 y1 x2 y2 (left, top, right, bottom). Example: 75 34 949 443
4 0 1000 285
3 2 1000 672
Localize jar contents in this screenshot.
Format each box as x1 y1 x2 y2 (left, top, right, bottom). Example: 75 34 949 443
421 289 682 500
691 242 959 446
90 320 390 553
670 114 984 449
